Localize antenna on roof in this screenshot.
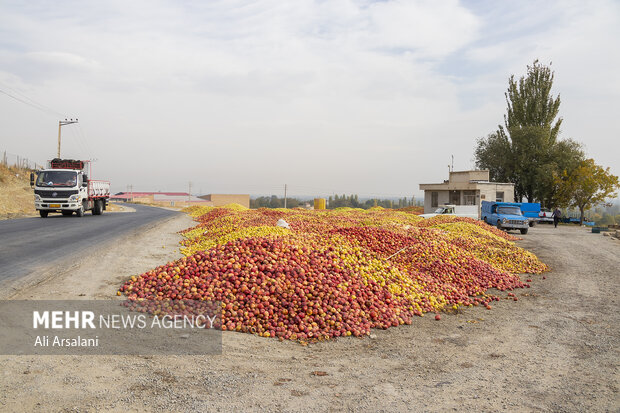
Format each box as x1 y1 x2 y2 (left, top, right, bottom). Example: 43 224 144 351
451 155 454 172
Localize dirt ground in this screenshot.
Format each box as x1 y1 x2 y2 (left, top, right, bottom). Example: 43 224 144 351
0 165 36 219
0 219 618 412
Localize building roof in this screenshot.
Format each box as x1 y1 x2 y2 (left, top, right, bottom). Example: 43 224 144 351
153 194 209 202
419 182 514 190
419 169 514 190
113 191 190 197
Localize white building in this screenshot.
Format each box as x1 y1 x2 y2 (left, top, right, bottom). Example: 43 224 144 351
419 170 515 216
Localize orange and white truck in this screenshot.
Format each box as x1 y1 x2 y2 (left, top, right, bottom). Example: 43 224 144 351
30 158 110 218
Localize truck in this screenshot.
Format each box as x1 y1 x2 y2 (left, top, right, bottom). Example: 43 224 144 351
518 202 541 227
538 207 554 224
481 201 530 234
30 158 110 218
419 204 479 219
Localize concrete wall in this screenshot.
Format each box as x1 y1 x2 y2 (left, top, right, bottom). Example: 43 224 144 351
448 170 490 183
200 194 250 208
151 200 213 207
132 194 214 207
423 190 450 213
478 184 515 203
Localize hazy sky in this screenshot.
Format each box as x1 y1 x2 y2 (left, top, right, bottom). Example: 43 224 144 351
1 0 619 198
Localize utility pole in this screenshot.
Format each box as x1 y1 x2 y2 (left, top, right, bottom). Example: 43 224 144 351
188 182 192 207
284 184 287 209
57 119 78 158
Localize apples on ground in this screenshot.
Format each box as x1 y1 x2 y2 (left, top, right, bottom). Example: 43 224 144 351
119 205 548 342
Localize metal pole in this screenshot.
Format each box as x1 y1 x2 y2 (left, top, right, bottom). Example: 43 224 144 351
57 121 62 158
284 184 287 208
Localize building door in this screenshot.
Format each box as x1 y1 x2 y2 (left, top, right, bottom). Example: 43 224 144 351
450 190 460 205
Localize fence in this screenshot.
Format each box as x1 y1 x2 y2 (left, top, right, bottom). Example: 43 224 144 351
1 151 45 170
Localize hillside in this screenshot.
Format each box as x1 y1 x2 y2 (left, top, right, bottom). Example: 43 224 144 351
0 164 36 219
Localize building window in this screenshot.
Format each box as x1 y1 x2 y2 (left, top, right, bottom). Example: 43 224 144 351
431 192 438 208
496 191 504 202
450 190 460 205
464 190 476 205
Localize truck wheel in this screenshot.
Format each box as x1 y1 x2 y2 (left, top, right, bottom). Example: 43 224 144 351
76 203 85 217
62 211 73 216
520 228 529 235
496 220 502 230
39 210 48 218
93 200 103 215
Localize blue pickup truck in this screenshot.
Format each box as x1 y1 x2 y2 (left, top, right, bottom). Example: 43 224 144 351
481 201 530 234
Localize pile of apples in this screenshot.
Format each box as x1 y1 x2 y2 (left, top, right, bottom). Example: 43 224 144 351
119 206 548 341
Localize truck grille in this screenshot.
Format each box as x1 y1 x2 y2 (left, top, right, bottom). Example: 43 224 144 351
35 189 78 198
508 219 524 225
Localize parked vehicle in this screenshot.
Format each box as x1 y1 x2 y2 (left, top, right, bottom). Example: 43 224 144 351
539 207 554 223
419 204 479 219
30 158 110 218
481 201 530 234
519 202 541 227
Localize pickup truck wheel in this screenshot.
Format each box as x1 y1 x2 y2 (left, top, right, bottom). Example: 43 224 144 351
483 217 488 224
39 210 48 218
93 200 103 215
62 211 73 216
520 228 529 235
496 221 503 231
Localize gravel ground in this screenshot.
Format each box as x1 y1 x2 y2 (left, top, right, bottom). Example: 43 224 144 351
0 221 618 412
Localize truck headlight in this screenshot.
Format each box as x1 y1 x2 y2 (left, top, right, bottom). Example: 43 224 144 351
69 194 78 201
34 194 41 201
502 218 508 224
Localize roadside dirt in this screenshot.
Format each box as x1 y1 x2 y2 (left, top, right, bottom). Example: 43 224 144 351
0 165 36 219
0 222 618 412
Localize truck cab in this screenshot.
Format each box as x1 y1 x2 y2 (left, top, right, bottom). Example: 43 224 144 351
481 201 529 234
31 158 110 218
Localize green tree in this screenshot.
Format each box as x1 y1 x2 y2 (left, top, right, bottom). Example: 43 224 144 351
554 159 620 224
474 60 584 204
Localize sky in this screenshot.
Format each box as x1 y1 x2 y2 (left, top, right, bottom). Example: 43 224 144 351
1 0 619 198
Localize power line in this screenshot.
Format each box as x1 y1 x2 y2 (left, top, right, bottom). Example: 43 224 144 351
0 84 67 118
0 82 96 160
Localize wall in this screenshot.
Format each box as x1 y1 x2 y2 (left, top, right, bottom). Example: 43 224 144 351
150 200 213 207
200 194 250 208
424 190 450 213
448 170 490 183
478 184 515 204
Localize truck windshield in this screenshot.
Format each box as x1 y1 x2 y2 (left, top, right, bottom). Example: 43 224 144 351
497 206 522 216
434 208 445 214
36 171 77 187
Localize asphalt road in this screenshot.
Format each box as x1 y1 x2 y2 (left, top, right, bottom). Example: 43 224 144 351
0 203 180 283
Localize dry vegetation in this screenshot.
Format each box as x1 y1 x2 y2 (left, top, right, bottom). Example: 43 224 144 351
0 164 36 219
